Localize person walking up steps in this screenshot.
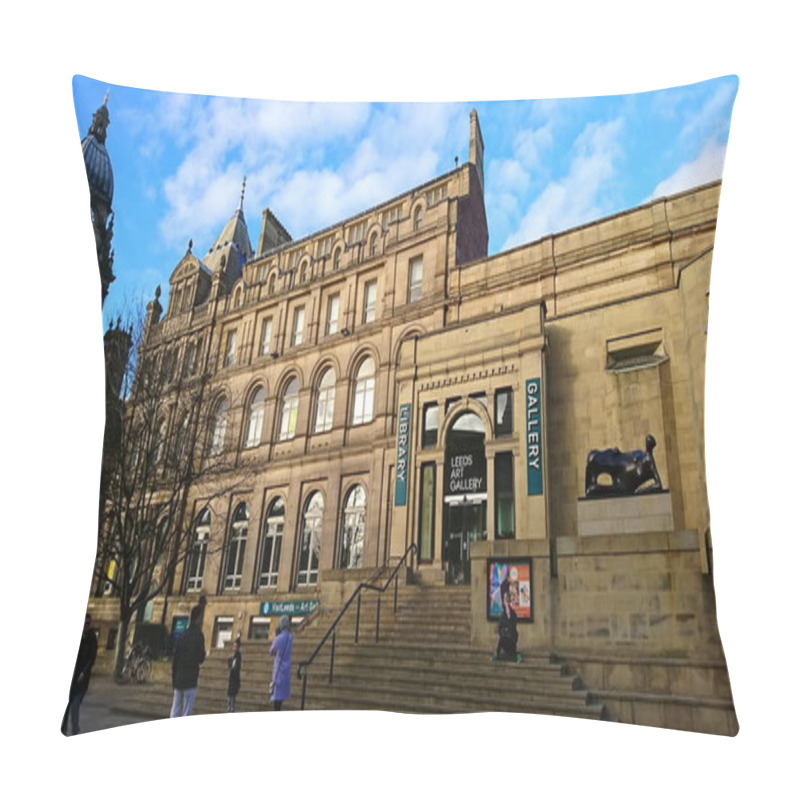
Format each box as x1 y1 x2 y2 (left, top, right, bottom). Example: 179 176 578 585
269 616 293 710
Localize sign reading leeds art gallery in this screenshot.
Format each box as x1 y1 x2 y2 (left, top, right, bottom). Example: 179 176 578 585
394 403 411 506
445 450 487 501
526 378 543 495
260 600 319 616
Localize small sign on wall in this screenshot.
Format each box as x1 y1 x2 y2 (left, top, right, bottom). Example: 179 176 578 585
260 600 319 616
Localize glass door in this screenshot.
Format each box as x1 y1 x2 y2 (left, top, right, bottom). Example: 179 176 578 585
444 501 486 584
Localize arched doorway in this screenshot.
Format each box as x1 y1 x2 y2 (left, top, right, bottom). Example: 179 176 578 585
443 411 487 584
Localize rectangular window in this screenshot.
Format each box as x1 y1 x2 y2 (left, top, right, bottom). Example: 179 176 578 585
422 403 439 449
408 256 423 303
186 538 208 592
213 617 234 649
495 388 513 436
318 234 334 258
259 317 273 356
348 220 367 244
363 280 377 324
183 341 197 377
382 204 402 230
425 184 447 207
418 463 436 561
224 330 237 368
248 617 271 641
292 307 305 346
326 294 340 335
495 452 515 540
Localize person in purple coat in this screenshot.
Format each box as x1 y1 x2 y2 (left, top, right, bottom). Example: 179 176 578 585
269 615 293 710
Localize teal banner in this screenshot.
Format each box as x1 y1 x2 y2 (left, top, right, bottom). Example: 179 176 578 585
526 378 543 495
260 600 319 616
394 403 411 506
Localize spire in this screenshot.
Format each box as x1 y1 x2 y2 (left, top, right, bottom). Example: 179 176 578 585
239 176 247 211
469 109 485 193
88 91 111 145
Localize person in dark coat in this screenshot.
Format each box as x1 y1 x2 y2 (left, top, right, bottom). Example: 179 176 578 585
61 613 98 735
170 604 206 717
226 636 242 712
269 616 293 710
492 591 522 662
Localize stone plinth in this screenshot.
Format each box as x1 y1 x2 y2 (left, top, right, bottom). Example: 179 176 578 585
577 491 673 536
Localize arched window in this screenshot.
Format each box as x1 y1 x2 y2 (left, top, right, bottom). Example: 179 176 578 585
244 386 266 448
209 397 229 455
339 485 366 569
186 507 210 592
268 271 277 295
223 502 249 590
333 247 342 270
279 377 300 441
174 412 190 463
314 368 336 433
369 231 379 258
257 497 284 588
352 357 376 426
297 492 323 586
299 259 309 283
413 204 423 231
153 418 167 465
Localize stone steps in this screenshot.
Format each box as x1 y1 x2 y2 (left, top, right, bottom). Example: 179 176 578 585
113 583 605 722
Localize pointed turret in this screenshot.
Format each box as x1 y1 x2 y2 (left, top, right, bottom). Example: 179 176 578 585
204 177 254 287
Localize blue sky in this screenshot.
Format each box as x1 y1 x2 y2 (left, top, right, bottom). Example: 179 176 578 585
73 74 737 326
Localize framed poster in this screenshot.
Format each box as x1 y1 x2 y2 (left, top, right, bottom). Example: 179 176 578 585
487 558 533 622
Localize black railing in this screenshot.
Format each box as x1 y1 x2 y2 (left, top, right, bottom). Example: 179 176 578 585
296 542 417 710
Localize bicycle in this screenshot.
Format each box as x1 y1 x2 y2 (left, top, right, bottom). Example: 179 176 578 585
119 643 152 684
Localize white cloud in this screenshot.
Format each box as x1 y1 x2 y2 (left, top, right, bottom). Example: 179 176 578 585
513 124 554 171
649 138 727 199
502 117 624 249
679 80 738 146
152 98 465 250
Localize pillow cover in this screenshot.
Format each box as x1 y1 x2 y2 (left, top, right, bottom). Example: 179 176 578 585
65 74 738 737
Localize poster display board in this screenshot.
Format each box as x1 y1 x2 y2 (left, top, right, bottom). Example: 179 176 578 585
487 558 533 622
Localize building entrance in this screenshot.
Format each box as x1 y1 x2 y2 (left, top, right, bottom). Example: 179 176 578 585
444 500 486 584
443 410 488 585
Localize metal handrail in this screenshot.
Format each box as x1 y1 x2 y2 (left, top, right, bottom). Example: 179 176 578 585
296 542 417 710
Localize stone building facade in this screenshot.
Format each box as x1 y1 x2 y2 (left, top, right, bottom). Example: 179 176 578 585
88 110 729 698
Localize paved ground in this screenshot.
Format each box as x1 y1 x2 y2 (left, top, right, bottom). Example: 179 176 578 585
60 675 165 737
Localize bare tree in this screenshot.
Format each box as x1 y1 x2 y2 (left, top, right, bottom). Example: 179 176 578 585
95 301 238 678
